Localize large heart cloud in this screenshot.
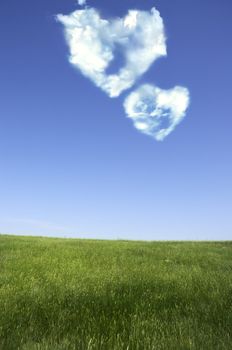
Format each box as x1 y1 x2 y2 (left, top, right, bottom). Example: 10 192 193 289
124 85 190 141
57 8 166 97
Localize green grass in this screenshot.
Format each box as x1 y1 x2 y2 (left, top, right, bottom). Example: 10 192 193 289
0 235 231 349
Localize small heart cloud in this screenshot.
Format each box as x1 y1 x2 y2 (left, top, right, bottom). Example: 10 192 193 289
57 7 166 97
124 85 190 141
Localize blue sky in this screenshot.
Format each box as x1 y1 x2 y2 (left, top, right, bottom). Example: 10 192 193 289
0 0 231 240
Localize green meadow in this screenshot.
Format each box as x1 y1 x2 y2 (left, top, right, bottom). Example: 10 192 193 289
0 235 231 349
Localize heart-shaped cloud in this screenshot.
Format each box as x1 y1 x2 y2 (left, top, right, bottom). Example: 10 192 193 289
57 8 166 97
124 85 190 140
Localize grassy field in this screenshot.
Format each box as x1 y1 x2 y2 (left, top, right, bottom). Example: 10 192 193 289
0 235 231 349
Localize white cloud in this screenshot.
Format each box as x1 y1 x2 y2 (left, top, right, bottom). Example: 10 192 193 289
57 7 166 97
77 0 86 6
124 85 190 141
57 6 190 141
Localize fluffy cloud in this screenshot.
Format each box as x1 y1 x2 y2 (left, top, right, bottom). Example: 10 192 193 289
57 7 166 97
77 0 86 6
124 85 190 141
57 5 190 141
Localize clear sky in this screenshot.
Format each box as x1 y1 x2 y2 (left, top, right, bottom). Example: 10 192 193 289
0 0 232 240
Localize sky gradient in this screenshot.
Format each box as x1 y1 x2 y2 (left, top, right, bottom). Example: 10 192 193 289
0 0 232 240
